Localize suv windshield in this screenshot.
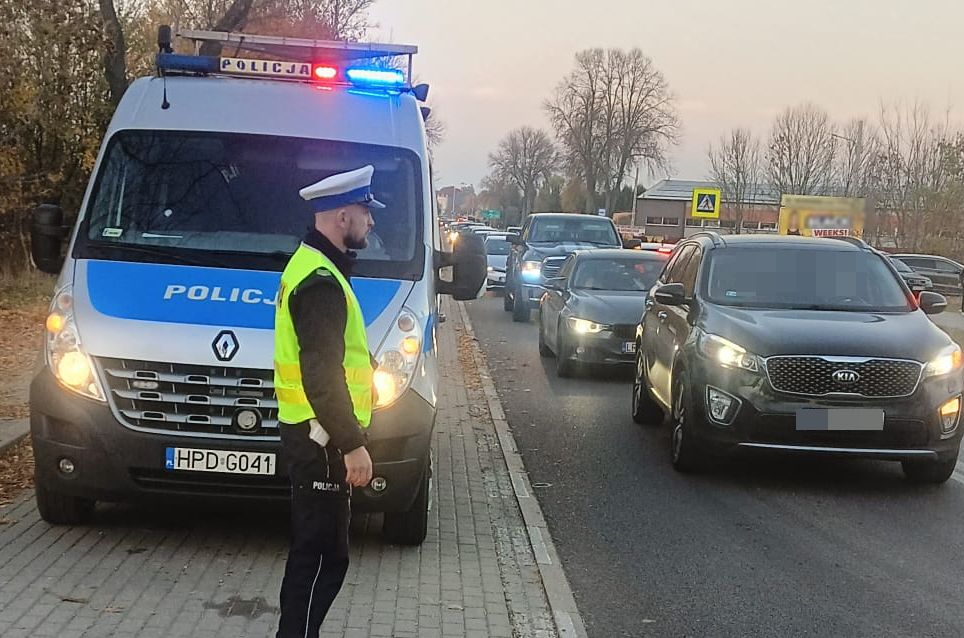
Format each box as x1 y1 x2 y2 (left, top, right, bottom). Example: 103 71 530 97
76 130 423 278
705 247 913 312
571 257 664 291
528 217 620 245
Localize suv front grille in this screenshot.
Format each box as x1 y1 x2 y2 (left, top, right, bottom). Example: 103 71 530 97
98 357 279 438
541 256 567 280
765 356 922 398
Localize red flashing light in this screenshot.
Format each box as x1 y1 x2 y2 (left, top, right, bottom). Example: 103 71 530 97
313 65 338 80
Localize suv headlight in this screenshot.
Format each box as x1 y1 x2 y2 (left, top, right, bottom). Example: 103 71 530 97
45 285 105 401
373 309 422 409
521 260 542 279
925 344 962 378
568 317 609 334
699 333 759 372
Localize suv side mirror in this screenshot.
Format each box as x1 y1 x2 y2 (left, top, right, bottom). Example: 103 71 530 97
436 231 487 300
508 233 523 246
623 238 641 249
918 291 947 315
544 277 567 291
653 282 686 306
31 204 69 274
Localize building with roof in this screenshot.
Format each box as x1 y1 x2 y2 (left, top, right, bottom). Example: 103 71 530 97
635 179 781 241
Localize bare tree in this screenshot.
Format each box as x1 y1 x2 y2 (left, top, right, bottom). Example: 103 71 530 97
708 128 762 234
545 48 679 215
766 103 838 196
488 127 559 216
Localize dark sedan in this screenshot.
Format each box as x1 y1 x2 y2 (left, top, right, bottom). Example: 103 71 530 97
538 249 670 376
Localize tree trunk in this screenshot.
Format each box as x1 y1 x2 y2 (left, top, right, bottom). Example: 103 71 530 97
199 0 256 56
98 0 128 107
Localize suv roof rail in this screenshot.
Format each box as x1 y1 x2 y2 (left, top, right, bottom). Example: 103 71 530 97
829 236 871 250
687 231 724 247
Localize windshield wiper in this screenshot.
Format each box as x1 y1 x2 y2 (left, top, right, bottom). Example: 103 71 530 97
84 241 231 268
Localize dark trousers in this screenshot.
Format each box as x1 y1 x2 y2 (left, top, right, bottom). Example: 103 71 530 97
277 423 351 638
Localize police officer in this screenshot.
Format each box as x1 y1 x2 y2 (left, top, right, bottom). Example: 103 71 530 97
274 165 384 638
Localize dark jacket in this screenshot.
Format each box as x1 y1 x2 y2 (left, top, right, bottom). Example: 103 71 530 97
288 229 370 454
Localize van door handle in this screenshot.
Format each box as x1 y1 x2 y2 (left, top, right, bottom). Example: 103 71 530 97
657 311 668 323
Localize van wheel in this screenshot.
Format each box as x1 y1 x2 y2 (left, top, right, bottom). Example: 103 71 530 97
503 282 514 311
670 372 707 473
902 458 957 484
35 482 94 525
383 462 430 546
632 349 663 425
512 287 530 322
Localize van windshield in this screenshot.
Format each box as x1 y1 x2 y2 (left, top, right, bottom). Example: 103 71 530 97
76 130 424 278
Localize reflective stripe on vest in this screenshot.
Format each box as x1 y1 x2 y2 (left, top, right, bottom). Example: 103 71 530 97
274 243 373 428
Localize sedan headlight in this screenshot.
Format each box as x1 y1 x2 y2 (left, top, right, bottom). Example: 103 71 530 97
373 309 422 409
45 285 105 401
568 317 609 334
924 344 963 378
698 333 759 372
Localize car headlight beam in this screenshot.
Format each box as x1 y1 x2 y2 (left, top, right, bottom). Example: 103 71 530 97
373 309 422 409
45 285 106 401
925 344 962 378
568 317 609 334
699 333 759 373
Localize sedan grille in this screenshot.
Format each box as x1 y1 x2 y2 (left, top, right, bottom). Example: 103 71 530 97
98 357 279 438
764 356 922 398
612 325 636 340
541 256 568 279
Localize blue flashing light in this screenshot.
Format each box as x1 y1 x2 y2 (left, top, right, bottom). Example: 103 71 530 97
157 53 219 73
346 67 406 88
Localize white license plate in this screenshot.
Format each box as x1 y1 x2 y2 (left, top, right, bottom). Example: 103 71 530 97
164 448 276 475
795 409 884 432
622 342 637 354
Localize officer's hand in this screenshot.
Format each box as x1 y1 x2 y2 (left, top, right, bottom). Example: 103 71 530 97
344 446 373 487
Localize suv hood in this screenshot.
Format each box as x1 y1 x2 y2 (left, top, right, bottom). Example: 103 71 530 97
526 242 618 259
703 305 953 361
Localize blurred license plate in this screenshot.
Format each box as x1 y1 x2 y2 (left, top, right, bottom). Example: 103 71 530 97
621 342 637 354
165 448 276 475
795 409 884 432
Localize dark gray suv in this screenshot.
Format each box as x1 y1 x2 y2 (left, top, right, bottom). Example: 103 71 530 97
632 232 962 483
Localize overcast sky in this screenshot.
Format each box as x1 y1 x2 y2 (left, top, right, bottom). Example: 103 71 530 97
369 0 962 190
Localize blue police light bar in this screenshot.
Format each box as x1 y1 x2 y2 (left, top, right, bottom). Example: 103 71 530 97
157 53 220 73
346 67 406 88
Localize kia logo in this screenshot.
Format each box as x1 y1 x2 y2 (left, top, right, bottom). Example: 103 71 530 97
832 369 860 385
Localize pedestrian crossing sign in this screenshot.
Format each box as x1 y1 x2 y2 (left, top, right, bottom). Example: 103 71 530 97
691 188 721 219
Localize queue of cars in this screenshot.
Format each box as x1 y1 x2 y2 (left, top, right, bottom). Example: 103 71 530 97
494 218 963 484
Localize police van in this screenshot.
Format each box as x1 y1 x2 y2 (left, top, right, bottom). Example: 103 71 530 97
28 27 485 545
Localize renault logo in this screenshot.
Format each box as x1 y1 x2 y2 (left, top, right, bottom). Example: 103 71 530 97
832 369 860 385
212 330 240 362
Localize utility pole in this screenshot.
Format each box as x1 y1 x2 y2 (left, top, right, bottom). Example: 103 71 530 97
631 162 640 226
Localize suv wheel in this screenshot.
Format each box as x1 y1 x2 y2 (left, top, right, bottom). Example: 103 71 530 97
538 311 554 357
902 457 957 484
631 349 663 425
512 286 530 322
35 481 95 525
670 371 707 472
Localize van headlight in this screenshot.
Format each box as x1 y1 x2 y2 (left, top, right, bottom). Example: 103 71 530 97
45 286 105 401
373 309 422 409
698 333 759 372
925 344 963 378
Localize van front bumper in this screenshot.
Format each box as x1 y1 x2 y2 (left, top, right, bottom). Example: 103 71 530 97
29 368 434 513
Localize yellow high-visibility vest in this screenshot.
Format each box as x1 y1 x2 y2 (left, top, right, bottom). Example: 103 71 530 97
274 243 373 427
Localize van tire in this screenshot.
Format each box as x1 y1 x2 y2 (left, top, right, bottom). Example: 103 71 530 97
35 482 94 525
383 462 430 546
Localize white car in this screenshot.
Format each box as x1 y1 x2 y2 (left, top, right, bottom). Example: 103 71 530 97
484 234 511 289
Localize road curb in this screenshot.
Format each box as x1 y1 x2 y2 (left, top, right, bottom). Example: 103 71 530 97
0 418 29 457
457 301 589 638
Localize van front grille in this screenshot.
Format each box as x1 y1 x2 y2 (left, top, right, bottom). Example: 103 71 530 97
97 357 279 439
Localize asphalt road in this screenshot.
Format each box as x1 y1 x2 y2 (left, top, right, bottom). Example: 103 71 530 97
467 293 964 638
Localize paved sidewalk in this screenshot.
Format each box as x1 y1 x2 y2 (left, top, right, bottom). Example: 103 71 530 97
0 298 561 638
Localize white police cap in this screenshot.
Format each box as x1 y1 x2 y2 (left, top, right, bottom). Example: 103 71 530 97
299 165 386 211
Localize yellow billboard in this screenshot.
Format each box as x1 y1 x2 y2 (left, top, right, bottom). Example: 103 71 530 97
778 195 866 238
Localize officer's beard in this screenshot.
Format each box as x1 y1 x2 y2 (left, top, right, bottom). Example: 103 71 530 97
345 232 368 251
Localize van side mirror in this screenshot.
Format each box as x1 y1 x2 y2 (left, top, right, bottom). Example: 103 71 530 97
653 282 686 306
436 231 486 300
31 204 69 274
918 291 947 315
